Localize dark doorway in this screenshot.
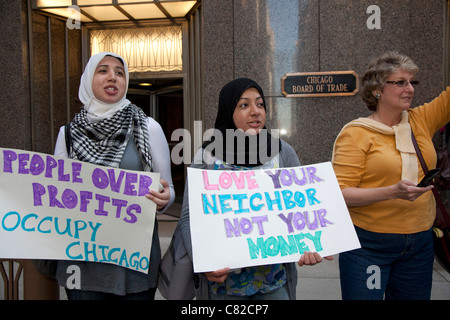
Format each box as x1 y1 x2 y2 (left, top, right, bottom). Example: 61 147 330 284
127 78 184 204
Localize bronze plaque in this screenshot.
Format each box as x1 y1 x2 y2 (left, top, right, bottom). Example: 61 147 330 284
281 71 359 97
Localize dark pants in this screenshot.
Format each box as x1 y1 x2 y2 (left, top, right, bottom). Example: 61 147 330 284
339 226 434 300
65 287 156 300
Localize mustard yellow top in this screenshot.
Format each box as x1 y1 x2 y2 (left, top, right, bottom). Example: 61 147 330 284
332 88 450 233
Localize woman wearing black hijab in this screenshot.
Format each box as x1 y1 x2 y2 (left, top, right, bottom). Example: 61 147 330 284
178 78 331 300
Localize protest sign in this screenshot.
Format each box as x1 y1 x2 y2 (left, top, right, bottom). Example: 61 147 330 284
0 147 160 273
188 162 360 273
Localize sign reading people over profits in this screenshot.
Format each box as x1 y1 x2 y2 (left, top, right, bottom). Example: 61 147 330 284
188 162 360 273
281 71 359 97
0 148 160 274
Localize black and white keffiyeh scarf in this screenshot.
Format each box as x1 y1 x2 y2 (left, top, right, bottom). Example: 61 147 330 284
70 104 152 169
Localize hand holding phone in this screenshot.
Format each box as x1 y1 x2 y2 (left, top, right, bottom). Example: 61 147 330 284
417 168 440 187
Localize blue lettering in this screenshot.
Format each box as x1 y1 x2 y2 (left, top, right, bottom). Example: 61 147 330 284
66 241 82 259
1 211 20 231
202 194 218 214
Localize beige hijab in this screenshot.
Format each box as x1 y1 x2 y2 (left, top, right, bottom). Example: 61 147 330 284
332 110 418 184
78 52 131 123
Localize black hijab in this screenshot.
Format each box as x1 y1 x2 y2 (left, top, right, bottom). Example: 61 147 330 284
203 78 281 167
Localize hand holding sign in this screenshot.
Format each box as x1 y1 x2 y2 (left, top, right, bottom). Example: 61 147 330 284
297 251 333 267
145 179 171 210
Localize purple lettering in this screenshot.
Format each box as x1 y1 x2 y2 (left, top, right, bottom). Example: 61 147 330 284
32 182 46 206
279 169 293 186
251 215 268 235
48 185 64 208
62 188 78 209
278 212 294 233
224 218 240 238
316 209 333 227
45 156 57 178
138 175 153 196
124 204 141 224
123 172 138 196
92 168 109 190
30 154 45 176
306 167 323 184
112 198 128 219
2 150 17 173
240 218 253 235
293 212 306 231
108 169 124 193
18 153 29 174
94 194 110 216
80 191 93 212
264 169 282 188
72 162 83 183
291 168 307 185
58 159 70 181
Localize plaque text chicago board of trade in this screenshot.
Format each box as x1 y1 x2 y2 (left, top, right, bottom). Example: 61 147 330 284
282 71 359 97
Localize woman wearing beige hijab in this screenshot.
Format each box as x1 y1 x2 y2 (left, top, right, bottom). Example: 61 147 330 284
53 52 174 300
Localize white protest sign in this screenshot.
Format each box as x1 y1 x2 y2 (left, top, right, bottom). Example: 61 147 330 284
188 162 360 273
0 148 160 273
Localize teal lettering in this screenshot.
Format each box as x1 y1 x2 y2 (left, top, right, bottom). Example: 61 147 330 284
264 191 282 211
88 222 102 241
108 247 120 263
304 231 323 251
265 236 279 257
247 237 267 259
37 216 53 233
202 194 218 214
2 211 20 231
74 220 87 239
249 193 264 211
219 194 232 214
247 232 323 259
278 235 297 257
119 249 129 268
281 190 296 209
83 242 98 262
232 194 249 214
54 217 73 237
306 188 320 206
98 245 110 262
21 213 38 232
66 241 82 259
293 233 309 254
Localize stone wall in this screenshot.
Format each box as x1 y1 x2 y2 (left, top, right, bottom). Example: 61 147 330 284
201 0 446 165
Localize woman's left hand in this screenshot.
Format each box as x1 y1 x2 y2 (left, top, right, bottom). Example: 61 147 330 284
145 179 170 210
297 252 333 267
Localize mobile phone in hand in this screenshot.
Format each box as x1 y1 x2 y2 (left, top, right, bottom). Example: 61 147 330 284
417 168 440 187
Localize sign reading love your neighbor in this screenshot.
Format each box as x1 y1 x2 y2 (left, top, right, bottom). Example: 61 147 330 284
188 162 360 273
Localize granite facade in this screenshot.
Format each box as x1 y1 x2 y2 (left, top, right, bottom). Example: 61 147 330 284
0 0 31 150
201 0 446 165
0 0 82 155
0 0 447 165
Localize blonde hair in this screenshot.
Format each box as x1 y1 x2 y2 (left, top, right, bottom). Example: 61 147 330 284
361 51 419 111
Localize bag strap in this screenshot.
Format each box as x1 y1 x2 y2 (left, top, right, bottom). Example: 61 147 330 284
411 129 450 228
64 123 72 156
